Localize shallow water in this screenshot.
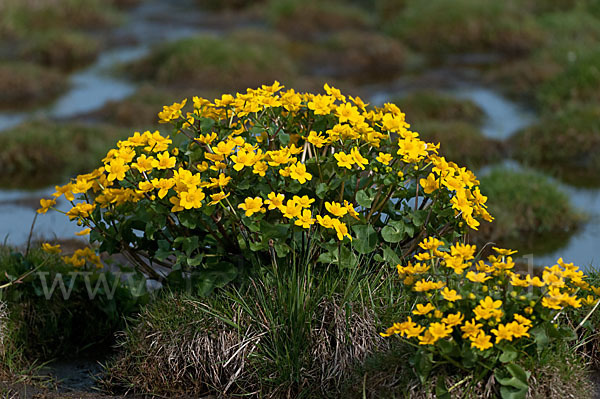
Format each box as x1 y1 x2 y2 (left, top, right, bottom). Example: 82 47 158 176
372 83 600 270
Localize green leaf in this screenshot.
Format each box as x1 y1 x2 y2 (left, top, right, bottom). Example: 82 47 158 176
381 220 406 243
193 262 238 296
500 386 527 399
356 190 374 208
499 344 518 363
316 183 328 199
413 351 433 384
351 224 377 254
531 324 549 353
435 376 451 399
495 363 529 391
382 245 402 265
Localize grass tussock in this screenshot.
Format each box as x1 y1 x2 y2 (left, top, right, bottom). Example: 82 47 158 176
510 105 600 187
474 168 583 250
302 30 408 82
103 260 393 398
267 0 372 40
126 31 296 92
0 120 131 187
384 0 545 57
0 63 67 108
395 90 484 124
19 30 101 71
415 121 502 169
0 0 120 39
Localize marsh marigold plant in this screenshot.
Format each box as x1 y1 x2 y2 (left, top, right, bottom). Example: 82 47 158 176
381 237 599 398
40 82 492 292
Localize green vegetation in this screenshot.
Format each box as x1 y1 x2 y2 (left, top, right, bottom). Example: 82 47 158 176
0 245 148 376
0 121 131 187
103 258 394 398
394 91 484 124
475 168 582 250
0 63 67 108
510 106 600 186
91 85 213 129
345 340 594 398
19 30 101 71
126 32 296 91
0 0 120 39
302 31 409 81
537 50 600 111
416 121 502 168
267 0 372 40
383 0 545 57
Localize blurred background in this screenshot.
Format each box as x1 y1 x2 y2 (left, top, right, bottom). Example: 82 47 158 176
0 0 598 269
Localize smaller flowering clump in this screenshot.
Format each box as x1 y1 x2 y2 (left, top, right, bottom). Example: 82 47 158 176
382 237 598 393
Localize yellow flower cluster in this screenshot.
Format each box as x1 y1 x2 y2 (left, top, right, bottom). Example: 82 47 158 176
383 238 597 353
38 82 494 273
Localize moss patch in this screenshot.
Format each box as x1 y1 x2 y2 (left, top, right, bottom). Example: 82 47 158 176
537 50 600 110
125 31 296 92
415 121 502 168
474 168 582 250
394 90 484 124
0 0 120 39
19 30 101 71
0 63 67 108
510 105 600 186
0 120 131 187
267 0 372 40
301 30 408 82
384 0 545 57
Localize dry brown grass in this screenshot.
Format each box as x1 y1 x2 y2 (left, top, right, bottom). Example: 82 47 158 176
103 293 386 398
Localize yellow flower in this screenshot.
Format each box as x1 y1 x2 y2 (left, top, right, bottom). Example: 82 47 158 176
75 228 91 236
151 178 175 199
492 247 518 256
293 195 315 208
376 152 392 165
350 147 368 169
491 323 514 343
470 331 493 351
419 173 439 195
231 149 257 171
265 192 285 210
307 94 334 115
180 188 206 210
466 271 491 283
316 214 335 229
418 330 438 345
238 197 265 217
42 243 61 254
252 161 268 176
208 191 229 205
334 152 355 169
428 322 452 339
325 201 348 217
506 322 530 339
38 198 56 214
289 163 312 184
307 131 327 148
66 203 95 220
461 319 482 339
155 151 177 170
413 303 435 315
280 199 302 219
441 287 462 302
295 209 315 229
331 219 351 241
105 158 129 182
413 279 445 292
132 154 156 172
